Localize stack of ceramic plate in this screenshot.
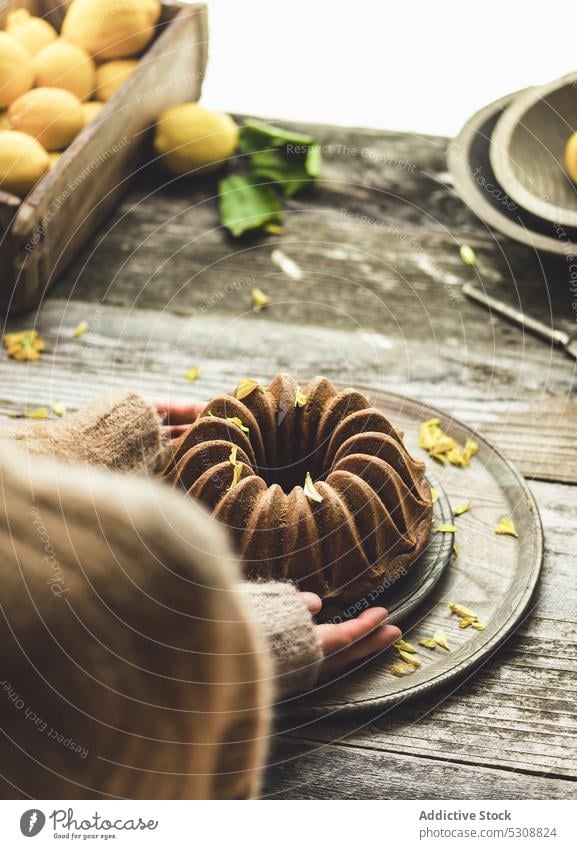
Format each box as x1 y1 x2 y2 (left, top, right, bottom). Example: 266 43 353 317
448 71 577 255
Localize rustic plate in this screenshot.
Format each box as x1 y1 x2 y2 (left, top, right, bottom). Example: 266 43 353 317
317 470 454 626
448 90 577 256
284 388 544 715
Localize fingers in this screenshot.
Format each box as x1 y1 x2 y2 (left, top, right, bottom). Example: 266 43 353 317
322 624 401 678
317 607 389 655
299 592 322 615
156 401 205 425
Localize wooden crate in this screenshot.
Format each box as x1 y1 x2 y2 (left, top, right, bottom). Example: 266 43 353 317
0 0 208 314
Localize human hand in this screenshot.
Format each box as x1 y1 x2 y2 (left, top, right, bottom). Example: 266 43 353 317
156 400 205 438
300 593 401 679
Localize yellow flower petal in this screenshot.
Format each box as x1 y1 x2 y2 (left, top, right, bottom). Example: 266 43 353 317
433 630 450 651
227 416 249 433
453 544 459 558
458 616 477 629
229 445 238 465
453 502 471 516
185 367 200 382
236 379 260 400
295 389 308 408
494 517 518 538
394 639 418 654
303 471 323 503
397 649 421 667
387 663 415 676
463 438 479 460
459 244 477 266
448 602 477 619
430 488 439 504
26 407 49 420
251 287 270 312
434 524 458 533
264 223 283 235
3 329 45 361
471 621 486 631
418 638 438 650
74 321 89 338
52 402 67 417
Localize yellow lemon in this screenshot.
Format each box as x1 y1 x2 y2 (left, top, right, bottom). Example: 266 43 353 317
62 0 161 60
33 39 96 102
6 9 57 57
0 129 50 197
8 87 84 151
154 103 239 176
565 132 577 183
82 100 104 126
0 31 35 109
95 60 138 102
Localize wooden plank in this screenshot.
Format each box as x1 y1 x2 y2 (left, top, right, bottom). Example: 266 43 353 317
1 299 575 483
263 738 577 799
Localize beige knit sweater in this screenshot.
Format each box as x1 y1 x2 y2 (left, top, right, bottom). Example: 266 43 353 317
0 392 322 800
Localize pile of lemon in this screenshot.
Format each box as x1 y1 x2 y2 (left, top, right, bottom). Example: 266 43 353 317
0 0 160 197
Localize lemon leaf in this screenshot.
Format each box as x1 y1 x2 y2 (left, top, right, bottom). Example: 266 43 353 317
219 175 283 238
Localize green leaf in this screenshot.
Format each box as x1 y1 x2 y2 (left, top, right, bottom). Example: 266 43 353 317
250 149 312 197
238 121 316 154
218 175 283 237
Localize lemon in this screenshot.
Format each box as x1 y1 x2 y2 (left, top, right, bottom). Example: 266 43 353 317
82 101 104 126
8 87 84 151
154 103 239 176
0 130 50 197
95 60 138 102
62 0 161 60
6 9 57 57
33 39 96 102
0 31 35 109
565 132 577 183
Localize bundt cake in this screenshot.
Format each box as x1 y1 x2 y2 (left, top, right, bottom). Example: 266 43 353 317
162 374 433 604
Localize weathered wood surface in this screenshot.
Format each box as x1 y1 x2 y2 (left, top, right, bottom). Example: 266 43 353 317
1 120 576 798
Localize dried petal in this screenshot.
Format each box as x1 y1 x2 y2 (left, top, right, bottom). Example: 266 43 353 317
185 367 200 382
419 418 444 450
264 223 284 235
229 461 243 489
394 639 418 654
433 630 450 650
430 487 439 504
303 471 323 502
448 602 477 619
459 244 477 266
236 379 260 400
463 438 479 460
387 663 415 676
471 621 486 631
397 649 421 667
295 389 307 408
458 616 477 629
227 416 249 433
494 517 518 538
453 502 471 516
26 407 49 420
74 321 89 338
418 638 438 650
453 544 459 558
251 287 270 312
3 329 45 361
229 445 238 466
52 402 67 417
434 524 458 534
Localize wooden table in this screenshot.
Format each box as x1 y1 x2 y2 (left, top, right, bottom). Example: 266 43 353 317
2 120 576 800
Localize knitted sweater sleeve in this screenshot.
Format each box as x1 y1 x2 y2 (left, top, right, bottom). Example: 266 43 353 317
0 391 167 474
239 582 323 701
